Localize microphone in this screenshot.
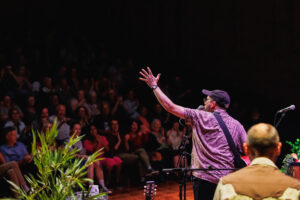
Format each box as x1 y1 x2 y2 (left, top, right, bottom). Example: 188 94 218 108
197 105 204 110
277 105 296 113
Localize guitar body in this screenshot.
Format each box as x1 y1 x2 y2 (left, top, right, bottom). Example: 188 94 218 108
241 155 251 166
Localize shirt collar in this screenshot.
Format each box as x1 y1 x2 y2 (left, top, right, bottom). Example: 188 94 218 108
214 108 227 114
5 142 17 148
250 157 278 168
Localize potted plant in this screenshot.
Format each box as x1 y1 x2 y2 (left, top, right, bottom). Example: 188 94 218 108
281 138 300 179
6 119 106 200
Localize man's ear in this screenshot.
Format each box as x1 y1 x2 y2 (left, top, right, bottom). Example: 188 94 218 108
210 101 217 111
243 143 249 156
276 142 282 156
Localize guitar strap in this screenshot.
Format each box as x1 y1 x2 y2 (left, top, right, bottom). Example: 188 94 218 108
213 112 246 168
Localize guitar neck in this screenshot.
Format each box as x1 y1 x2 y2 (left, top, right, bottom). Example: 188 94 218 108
144 181 157 200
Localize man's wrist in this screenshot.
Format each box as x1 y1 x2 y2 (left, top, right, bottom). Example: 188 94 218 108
151 85 158 90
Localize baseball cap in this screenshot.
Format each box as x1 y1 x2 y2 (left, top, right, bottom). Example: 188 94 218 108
202 89 230 109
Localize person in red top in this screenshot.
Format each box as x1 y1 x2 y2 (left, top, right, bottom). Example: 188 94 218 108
83 125 112 193
137 106 151 133
125 120 149 152
84 124 122 189
71 123 111 194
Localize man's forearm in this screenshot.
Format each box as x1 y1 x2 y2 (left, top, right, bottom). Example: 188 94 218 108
153 87 185 119
153 87 174 112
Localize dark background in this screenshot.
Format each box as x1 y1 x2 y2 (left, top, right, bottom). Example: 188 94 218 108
0 0 299 163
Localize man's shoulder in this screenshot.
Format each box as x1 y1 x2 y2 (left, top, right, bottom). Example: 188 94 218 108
222 164 300 189
4 121 14 127
15 142 27 149
184 107 213 118
0 144 7 151
49 115 56 121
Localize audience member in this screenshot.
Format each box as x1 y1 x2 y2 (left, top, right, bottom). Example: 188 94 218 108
84 125 120 191
23 95 38 125
123 89 139 120
137 105 151 133
49 104 70 146
0 158 30 197
31 107 50 133
213 123 300 200
75 105 91 134
7 65 32 96
71 123 111 194
0 95 23 123
94 101 112 134
0 127 35 175
150 103 169 127
76 89 91 115
4 108 26 139
87 91 101 117
167 120 186 168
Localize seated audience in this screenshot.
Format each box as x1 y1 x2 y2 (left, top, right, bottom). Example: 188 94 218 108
123 89 139 120
145 118 172 168
23 95 38 126
49 104 70 146
108 119 152 184
84 125 121 192
31 107 50 134
0 127 35 175
4 108 25 139
0 95 23 124
74 105 91 134
94 101 112 134
137 105 151 133
71 123 111 194
167 120 186 168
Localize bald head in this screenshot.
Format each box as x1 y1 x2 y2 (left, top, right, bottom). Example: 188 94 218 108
245 123 281 161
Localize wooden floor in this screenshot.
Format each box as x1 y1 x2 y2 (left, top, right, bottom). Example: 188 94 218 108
109 179 194 200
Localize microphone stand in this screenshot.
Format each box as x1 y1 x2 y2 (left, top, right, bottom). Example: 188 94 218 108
162 167 237 200
176 135 188 200
274 112 286 128
165 134 238 200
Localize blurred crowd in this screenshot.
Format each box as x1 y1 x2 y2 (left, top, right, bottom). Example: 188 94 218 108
0 28 264 197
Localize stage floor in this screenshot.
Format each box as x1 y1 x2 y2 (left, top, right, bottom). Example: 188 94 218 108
109 179 194 200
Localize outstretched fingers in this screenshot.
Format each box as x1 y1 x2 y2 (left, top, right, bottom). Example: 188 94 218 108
139 77 147 82
147 67 153 76
139 71 147 78
141 68 149 76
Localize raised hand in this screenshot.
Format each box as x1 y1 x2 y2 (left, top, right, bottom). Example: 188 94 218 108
139 67 161 88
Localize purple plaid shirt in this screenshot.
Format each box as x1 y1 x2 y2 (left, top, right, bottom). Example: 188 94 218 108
184 108 247 184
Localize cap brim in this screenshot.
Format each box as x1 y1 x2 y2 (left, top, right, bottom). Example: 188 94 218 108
202 89 212 96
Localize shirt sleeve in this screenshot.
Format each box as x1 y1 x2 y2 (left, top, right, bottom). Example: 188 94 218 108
184 108 216 129
237 125 247 154
19 142 29 155
184 108 198 123
0 146 9 162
